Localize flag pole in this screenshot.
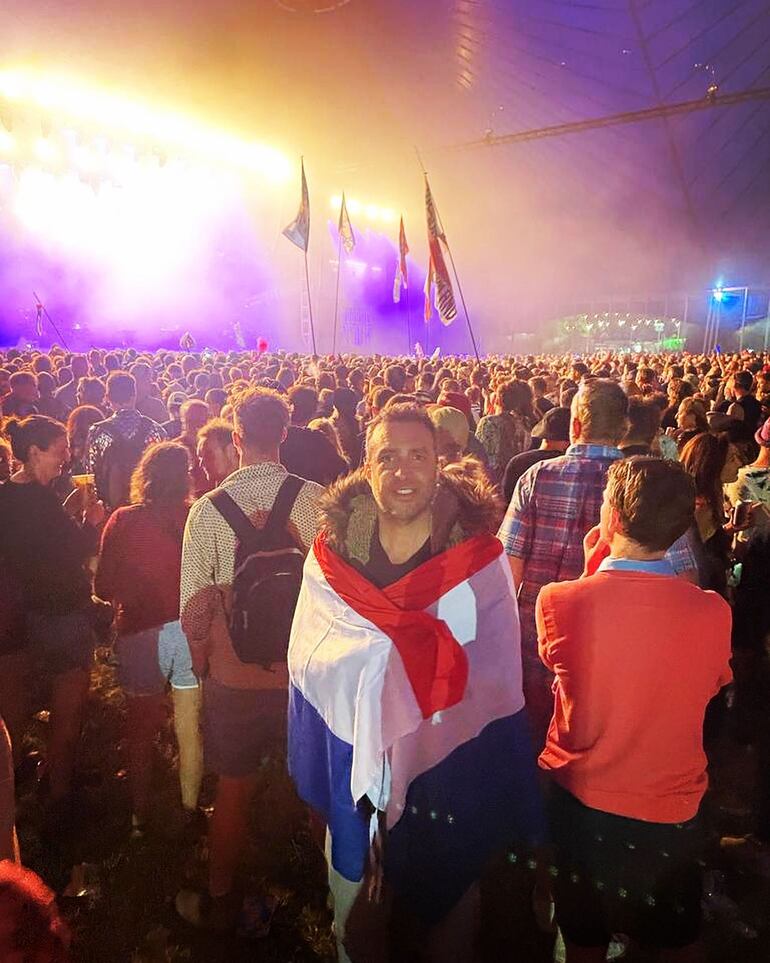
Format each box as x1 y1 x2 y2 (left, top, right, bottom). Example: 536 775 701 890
405 281 412 355
442 242 480 362
32 292 70 350
332 229 343 355
413 148 481 363
303 251 317 355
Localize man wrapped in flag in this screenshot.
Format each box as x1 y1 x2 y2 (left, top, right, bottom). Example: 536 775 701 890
288 403 543 961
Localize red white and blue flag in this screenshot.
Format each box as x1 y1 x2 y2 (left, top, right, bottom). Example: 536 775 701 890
288 532 543 921
423 176 457 326
392 216 409 303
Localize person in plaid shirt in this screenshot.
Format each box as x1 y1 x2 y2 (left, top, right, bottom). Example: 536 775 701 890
498 379 698 745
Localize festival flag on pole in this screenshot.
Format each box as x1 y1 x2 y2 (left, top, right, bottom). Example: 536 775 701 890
392 216 409 303
423 177 457 326
283 159 310 252
338 193 356 255
35 305 43 338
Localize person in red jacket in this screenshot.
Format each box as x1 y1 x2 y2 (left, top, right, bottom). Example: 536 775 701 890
537 457 732 963
0 861 71 962
95 441 202 834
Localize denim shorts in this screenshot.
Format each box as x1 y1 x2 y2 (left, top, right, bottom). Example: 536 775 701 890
116 620 198 697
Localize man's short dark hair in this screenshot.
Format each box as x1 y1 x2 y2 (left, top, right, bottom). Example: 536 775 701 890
624 398 661 446
106 371 136 404
9 371 36 392
371 386 395 410
606 457 694 552
384 364 406 392
734 370 754 393
288 385 318 424
365 402 436 451
233 387 290 451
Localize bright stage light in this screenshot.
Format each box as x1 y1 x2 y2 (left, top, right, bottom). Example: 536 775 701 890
0 129 14 154
328 194 397 224
713 287 725 303
0 67 291 182
34 137 59 165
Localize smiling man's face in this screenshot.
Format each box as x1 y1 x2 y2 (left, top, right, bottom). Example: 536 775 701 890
366 418 437 524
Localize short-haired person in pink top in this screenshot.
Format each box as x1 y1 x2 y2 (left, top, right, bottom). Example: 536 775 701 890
537 458 732 963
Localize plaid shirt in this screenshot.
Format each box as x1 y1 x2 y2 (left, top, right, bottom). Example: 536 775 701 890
498 444 696 652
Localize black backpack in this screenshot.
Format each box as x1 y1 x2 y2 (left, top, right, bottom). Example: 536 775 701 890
99 418 155 510
209 475 305 667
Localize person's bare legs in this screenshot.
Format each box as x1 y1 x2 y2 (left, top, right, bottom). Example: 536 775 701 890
48 667 89 801
126 693 166 824
564 941 607 963
0 649 32 768
208 774 258 897
172 686 203 812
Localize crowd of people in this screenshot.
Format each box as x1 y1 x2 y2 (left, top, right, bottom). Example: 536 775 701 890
0 342 769 962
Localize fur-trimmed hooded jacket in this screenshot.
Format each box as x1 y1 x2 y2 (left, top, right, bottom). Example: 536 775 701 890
318 458 504 568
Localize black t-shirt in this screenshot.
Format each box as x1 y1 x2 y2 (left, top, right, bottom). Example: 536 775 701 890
737 394 762 433
352 526 432 589
0 480 97 617
502 448 562 505
280 425 348 486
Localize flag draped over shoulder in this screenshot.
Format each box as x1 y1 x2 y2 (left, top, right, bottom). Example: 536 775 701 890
288 532 543 923
282 159 310 252
338 192 355 255
424 177 457 326
393 216 409 303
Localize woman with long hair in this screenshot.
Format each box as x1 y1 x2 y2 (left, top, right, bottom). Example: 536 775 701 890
672 397 709 450
331 387 363 468
0 416 104 807
66 405 104 476
307 416 346 459
95 442 202 834
680 432 735 595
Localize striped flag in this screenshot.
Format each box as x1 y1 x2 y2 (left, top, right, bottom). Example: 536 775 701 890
338 193 355 254
288 532 544 920
424 177 457 326
393 216 409 303
283 159 310 252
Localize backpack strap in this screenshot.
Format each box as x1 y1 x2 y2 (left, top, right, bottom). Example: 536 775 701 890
209 490 262 551
208 474 304 548
263 474 304 540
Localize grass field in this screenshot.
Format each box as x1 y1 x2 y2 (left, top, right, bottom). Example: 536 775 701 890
13 648 770 963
